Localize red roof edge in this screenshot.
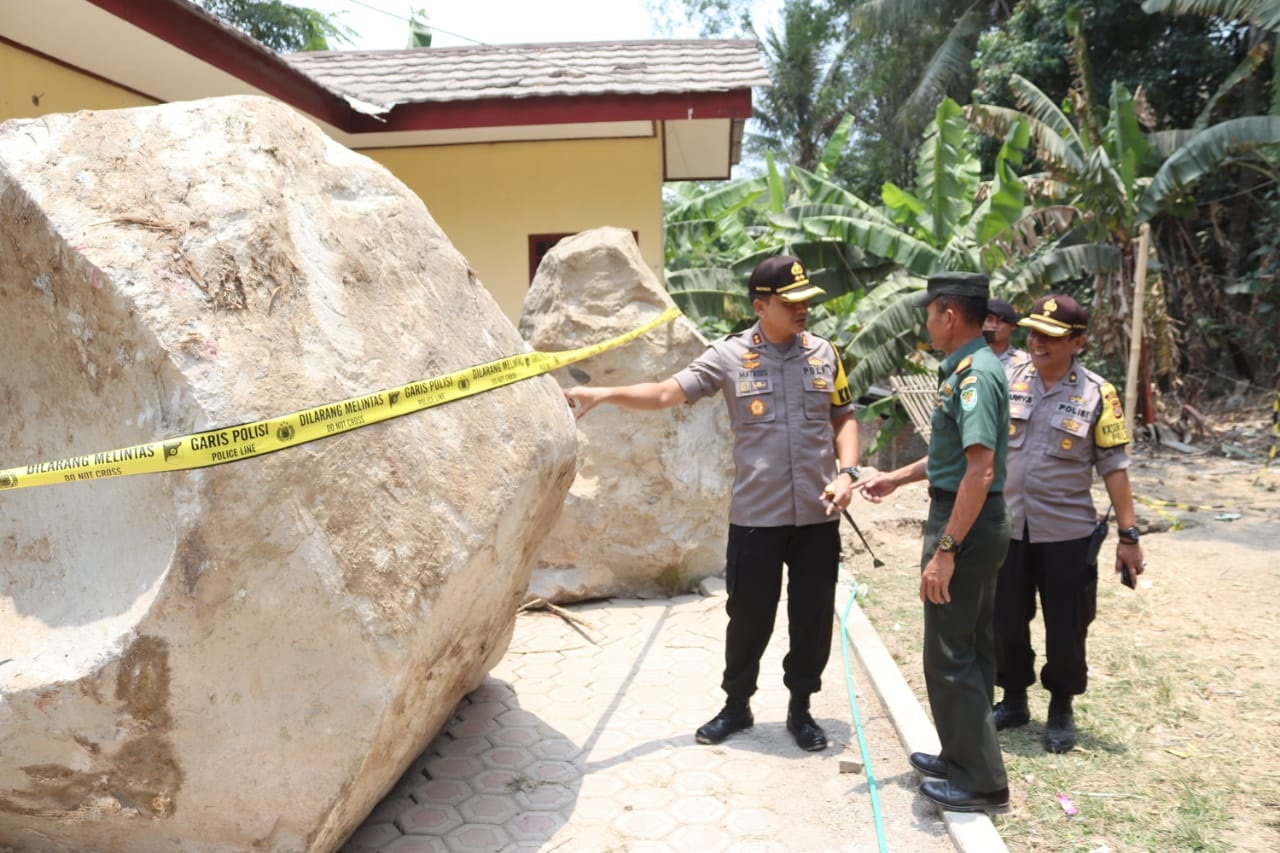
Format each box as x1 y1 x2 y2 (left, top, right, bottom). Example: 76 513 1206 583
85 0 359 128
360 90 755 134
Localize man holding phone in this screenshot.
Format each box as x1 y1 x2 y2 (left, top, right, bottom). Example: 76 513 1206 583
993 295 1147 754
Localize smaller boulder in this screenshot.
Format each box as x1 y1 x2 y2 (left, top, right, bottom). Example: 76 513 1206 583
520 228 733 601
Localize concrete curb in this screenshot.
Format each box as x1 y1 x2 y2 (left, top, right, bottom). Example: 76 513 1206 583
841 599 1009 853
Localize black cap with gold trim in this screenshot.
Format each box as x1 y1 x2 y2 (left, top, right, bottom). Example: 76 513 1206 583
748 255 825 303
1019 294 1089 337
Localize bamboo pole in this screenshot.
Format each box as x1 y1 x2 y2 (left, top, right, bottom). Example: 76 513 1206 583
1124 224 1151 426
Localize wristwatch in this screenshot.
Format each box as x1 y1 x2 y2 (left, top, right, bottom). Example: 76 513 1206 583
1118 526 1141 543
838 466 861 481
936 532 960 554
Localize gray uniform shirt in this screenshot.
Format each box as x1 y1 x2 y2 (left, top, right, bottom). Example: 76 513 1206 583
997 346 1028 368
673 323 853 528
1005 358 1130 542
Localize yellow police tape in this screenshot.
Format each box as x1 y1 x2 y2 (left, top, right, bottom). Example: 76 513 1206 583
0 307 680 492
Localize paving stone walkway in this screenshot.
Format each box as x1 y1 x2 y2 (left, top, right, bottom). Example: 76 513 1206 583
342 572 955 852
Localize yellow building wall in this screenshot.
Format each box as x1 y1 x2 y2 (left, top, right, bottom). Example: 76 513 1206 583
0 42 157 119
365 136 666 321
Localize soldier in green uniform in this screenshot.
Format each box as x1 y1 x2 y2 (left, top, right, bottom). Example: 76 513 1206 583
857 272 1012 812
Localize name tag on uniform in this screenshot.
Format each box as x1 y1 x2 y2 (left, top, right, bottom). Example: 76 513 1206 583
736 370 772 396
1053 415 1090 437
1056 401 1089 419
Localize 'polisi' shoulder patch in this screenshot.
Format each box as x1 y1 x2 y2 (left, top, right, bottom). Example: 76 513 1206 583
1094 382 1129 447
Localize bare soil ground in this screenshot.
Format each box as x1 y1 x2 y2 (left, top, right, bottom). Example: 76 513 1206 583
845 394 1280 852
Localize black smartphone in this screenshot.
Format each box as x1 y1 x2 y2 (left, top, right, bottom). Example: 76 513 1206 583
1120 563 1136 589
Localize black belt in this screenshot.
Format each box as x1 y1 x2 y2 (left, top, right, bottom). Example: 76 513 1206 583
928 486 1002 501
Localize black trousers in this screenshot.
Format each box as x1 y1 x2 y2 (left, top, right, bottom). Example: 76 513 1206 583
922 493 1011 793
994 532 1098 697
720 521 840 702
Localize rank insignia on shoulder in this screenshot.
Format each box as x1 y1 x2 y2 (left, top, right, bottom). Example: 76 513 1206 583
955 355 973 374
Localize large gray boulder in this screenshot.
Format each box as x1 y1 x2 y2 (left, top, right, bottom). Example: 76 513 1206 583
0 96 575 851
519 228 732 602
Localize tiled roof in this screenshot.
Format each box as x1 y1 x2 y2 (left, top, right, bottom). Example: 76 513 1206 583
285 40 768 111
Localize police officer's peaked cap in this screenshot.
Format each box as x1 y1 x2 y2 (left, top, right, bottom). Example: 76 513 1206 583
986 298 1017 324
748 255 825 303
912 271 990 307
1019 294 1089 337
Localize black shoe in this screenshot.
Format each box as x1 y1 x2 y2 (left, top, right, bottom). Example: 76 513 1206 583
785 709 828 751
908 752 948 778
919 779 1010 813
695 703 753 745
992 698 1031 731
1045 711 1076 753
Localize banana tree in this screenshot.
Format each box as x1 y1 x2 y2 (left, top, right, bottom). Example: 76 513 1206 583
967 10 1280 370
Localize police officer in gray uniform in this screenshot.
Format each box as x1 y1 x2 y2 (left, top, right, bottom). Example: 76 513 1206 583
984 298 1027 367
993 294 1147 753
564 255 860 752
858 272 1011 813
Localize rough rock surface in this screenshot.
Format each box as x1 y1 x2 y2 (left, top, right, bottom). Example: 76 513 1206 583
519 227 732 602
0 96 575 851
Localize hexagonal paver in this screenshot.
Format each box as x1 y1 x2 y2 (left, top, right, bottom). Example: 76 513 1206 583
436 735 491 758
672 769 725 797
364 795 416 825
409 777 473 806
422 754 483 780
340 821 401 852
479 745 533 771
495 708 542 728
530 737 580 762
486 725 540 748
382 834 449 852
457 793 520 824
455 700 507 723
527 759 578 785
443 823 512 852
668 823 734 851
568 793 625 826
444 715 500 738
724 807 780 836
513 780 576 811
469 769 516 796
667 746 724 772
612 807 677 840
466 680 513 704
396 802 462 836
671 794 729 825
505 809 565 844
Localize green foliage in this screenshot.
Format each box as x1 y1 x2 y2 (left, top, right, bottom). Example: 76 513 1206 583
198 0 353 52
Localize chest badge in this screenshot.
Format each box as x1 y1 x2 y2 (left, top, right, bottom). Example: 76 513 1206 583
749 399 766 416
1060 437 1074 450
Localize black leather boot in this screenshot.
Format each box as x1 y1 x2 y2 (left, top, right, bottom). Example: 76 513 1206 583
1045 693 1076 753
786 694 828 751
992 690 1031 730
695 699 753 745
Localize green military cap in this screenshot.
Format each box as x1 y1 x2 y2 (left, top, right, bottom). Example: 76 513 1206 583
913 271 990 307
